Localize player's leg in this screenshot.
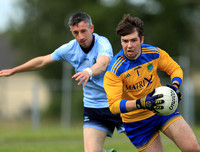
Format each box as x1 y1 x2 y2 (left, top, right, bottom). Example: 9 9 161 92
83 127 107 152
163 118 200 152
83 107 118 152
141 134 164 152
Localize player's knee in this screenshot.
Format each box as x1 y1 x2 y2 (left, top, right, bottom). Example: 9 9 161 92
183 141 200 152
189 146 200 152
193 143 200 152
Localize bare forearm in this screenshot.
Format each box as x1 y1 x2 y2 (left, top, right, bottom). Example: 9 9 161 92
90 63 107 76
125 100 137 112
0 54 54 77
12 56 47 73
90 55 110 76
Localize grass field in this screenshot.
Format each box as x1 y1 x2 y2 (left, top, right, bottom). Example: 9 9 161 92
0 122 199 152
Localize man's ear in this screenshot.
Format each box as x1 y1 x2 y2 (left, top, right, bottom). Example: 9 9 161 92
90 24 94 33
141 36 144 44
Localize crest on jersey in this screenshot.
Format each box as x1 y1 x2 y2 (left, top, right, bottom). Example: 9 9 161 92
93 58 96 64
147 63 153 71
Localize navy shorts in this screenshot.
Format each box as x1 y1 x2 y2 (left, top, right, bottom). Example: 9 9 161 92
123 110 183 151
83 107 125 137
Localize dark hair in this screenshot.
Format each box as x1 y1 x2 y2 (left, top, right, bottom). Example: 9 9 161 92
116 14 144 38
68 12 92 28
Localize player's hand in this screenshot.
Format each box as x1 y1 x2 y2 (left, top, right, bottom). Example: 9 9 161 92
167 83 182 102
72 70 90 87
0 69 14 77
136 89 164 112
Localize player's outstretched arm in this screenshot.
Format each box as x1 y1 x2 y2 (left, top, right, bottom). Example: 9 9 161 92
0 54 54 77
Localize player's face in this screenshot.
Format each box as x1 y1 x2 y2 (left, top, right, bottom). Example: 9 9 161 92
70 21 94 48
121 30 144 60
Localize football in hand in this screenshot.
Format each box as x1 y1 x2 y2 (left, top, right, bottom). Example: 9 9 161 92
153 86 178 116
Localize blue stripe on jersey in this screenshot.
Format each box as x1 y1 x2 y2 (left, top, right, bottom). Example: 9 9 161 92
108 44 160 77
111 56 126 74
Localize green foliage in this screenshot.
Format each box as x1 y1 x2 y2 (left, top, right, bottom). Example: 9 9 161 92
43 90 62 119
195 95 200 125
71 90 83 121
9 0 197 78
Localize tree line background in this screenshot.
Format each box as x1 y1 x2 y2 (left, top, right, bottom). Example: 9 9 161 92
2 0 200 124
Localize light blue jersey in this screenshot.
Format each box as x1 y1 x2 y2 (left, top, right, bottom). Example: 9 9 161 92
51 33 113 108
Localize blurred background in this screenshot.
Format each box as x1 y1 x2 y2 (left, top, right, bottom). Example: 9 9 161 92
0 0 200 130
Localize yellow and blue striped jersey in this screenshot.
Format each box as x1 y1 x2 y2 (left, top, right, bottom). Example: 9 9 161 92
104 44 183 123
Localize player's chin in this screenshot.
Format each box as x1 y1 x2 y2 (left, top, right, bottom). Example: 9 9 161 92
127 54 136 60
80 41 89 48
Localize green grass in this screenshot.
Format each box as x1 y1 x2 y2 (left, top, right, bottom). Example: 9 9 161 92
0 122 199 152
